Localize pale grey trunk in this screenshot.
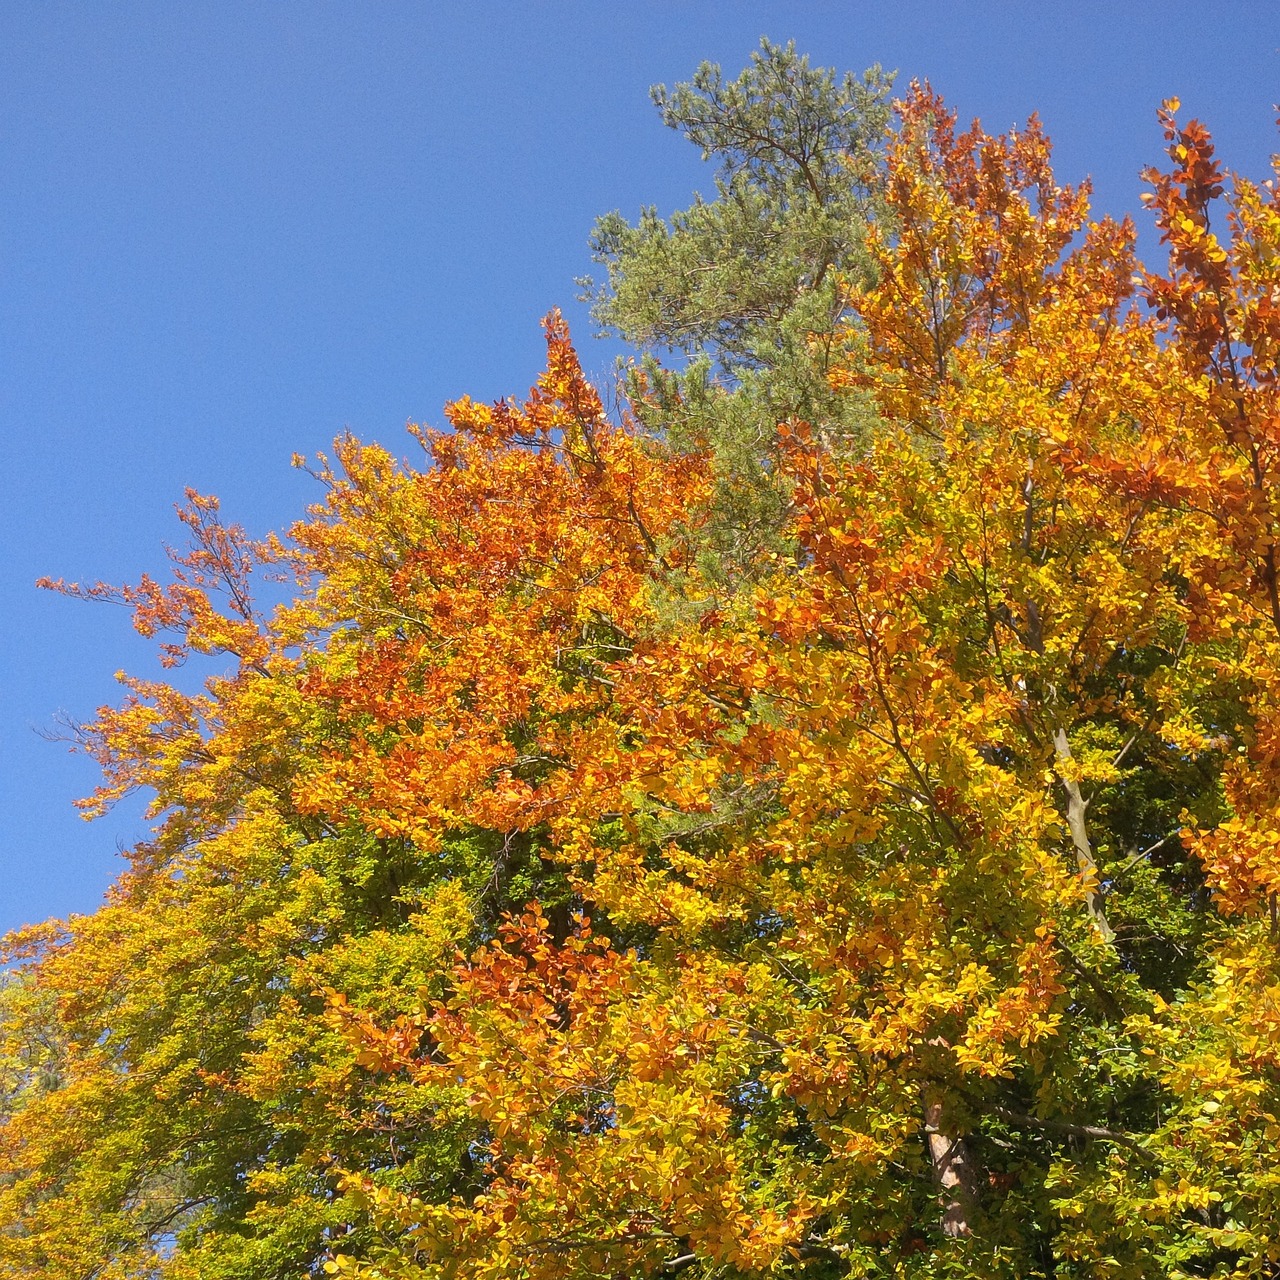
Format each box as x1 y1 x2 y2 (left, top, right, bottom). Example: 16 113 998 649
1052 726 1115 944
923 1097 978 1237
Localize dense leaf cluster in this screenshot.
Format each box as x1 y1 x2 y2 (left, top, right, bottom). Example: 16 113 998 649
6 45 1280 1280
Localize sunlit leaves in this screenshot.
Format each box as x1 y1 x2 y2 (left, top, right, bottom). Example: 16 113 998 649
9 79 1280 1280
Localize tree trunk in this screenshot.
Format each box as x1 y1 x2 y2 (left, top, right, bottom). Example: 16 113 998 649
923 1096 978 1237
1052 727 1115 944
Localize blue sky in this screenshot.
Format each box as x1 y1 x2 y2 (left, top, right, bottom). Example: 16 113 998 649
3 2 1278 935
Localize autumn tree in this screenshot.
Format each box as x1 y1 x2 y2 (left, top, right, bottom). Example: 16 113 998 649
6 58 1280 1280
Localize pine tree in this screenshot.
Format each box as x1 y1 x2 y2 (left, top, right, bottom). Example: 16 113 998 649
584 40 893 590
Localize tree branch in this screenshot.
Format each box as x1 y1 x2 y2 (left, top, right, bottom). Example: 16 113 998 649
989 1105 1160 1169
1052 726 1115 944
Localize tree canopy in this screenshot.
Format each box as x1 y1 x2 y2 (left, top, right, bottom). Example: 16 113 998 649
7 48 1280 1280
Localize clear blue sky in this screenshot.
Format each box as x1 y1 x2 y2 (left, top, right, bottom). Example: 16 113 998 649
3 2 1278 935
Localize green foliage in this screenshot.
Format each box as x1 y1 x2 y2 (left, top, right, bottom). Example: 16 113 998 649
584 40 893 590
